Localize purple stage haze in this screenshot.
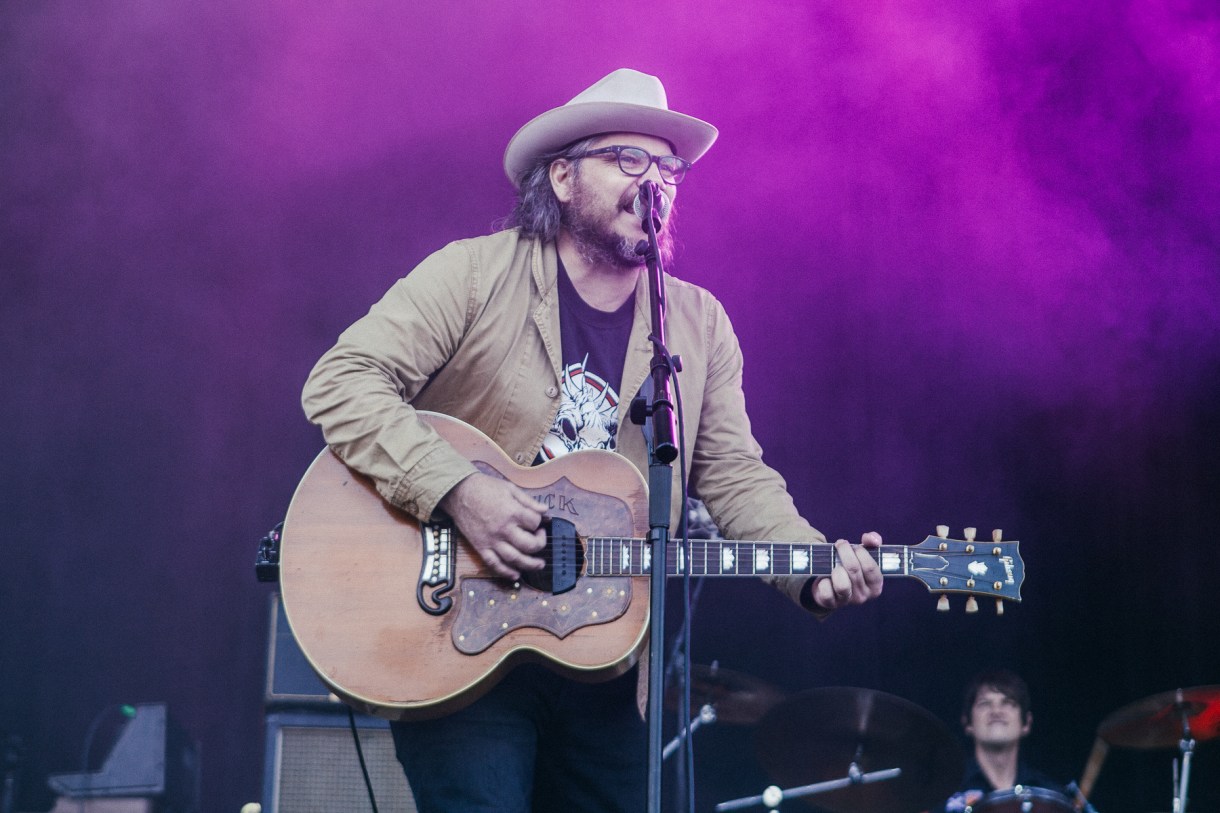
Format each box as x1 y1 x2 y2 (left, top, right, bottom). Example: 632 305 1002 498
2 2 1218 811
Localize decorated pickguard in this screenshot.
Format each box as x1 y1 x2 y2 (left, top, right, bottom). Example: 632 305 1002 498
451 577 632 654
448 465 638 654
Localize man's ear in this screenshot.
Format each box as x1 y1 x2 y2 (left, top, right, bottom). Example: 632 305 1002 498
1021 712 1032 737
963 717 974 738
549 159 574 204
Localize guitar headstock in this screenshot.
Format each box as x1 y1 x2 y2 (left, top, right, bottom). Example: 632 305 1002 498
905 527 1024 613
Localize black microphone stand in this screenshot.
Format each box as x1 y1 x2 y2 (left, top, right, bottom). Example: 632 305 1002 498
630 181 679 813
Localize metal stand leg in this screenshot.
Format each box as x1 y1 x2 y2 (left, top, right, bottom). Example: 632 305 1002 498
1173 735 1194 813
715 764 902 812
1170 685 1197 813
663 705 717 761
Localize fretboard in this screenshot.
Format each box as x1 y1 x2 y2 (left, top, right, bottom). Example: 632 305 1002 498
583 538 910 579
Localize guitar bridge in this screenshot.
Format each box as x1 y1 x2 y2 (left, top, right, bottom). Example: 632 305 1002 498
416 521 455 616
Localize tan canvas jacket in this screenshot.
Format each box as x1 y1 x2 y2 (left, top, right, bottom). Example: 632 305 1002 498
302 229 828 610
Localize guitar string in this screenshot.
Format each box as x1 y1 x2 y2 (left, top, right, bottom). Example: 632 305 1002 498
520 544 1006 562
464 540 1016 584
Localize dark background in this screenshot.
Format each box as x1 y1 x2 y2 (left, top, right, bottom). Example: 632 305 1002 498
3 1 1218 811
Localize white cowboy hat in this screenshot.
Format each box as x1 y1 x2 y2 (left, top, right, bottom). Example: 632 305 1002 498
503 68 718 188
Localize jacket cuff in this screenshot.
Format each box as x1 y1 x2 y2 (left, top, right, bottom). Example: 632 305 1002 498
385 444 479 522
798 577 834 621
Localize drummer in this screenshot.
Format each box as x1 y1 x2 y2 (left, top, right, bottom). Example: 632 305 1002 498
936 669 1069 812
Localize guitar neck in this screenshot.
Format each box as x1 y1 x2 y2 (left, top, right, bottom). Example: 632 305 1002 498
584 538 907 579
582 534 1025 603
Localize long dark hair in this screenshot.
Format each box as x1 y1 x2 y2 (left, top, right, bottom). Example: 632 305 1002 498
502 135 601 239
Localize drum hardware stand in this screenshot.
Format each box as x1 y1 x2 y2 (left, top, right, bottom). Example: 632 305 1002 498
1171 688 1195 813
714 761 901 812
1095 684 1220 813
662 705 716 761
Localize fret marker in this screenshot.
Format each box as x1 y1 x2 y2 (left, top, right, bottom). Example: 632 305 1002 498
676 547 685 573
880 552 902 572
792 549 810 571
621 544 631 571
721 548 735 571
754 549 770 572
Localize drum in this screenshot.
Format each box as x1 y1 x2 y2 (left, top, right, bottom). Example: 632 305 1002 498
971 786 1075 813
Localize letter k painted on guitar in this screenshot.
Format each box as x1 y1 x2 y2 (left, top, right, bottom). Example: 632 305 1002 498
535 492 580 516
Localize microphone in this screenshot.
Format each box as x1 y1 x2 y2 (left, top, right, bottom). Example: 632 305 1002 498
632 181 671 231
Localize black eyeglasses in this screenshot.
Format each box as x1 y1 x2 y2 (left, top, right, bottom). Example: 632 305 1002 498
570 145 692 185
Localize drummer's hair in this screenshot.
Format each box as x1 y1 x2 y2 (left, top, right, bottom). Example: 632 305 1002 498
961 669 1032 723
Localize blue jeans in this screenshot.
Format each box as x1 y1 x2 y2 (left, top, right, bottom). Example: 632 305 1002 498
390 663 646 813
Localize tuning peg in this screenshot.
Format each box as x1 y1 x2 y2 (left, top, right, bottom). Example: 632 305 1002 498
995 599 1004 616
964 527 977 542
992 528 1003 542
965 595 979 613
935 525 948 538
937 594 949 612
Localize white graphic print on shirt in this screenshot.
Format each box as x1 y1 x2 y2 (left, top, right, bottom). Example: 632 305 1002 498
539 355 619 460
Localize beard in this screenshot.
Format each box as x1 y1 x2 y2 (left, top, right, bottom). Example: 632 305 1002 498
560 179 675 270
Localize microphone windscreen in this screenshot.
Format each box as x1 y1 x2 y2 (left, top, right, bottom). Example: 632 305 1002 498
633 185 672 222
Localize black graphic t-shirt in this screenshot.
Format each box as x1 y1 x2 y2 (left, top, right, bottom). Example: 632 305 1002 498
538 259 634 461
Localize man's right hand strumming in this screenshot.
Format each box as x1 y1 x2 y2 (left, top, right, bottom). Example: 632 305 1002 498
438 473 547 580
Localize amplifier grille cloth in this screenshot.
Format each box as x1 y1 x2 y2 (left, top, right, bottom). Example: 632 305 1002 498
274 726 416 813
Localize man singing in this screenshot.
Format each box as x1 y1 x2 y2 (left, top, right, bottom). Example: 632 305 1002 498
302 68 884 813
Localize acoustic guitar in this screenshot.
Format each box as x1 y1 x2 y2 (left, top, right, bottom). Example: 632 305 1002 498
279 411 1024 720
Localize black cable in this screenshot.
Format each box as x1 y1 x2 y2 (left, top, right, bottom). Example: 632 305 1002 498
346 707 380 813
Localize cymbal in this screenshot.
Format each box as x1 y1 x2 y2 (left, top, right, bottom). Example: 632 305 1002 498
664 663 790 725
755 687 961 813
1098 685 1220 749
